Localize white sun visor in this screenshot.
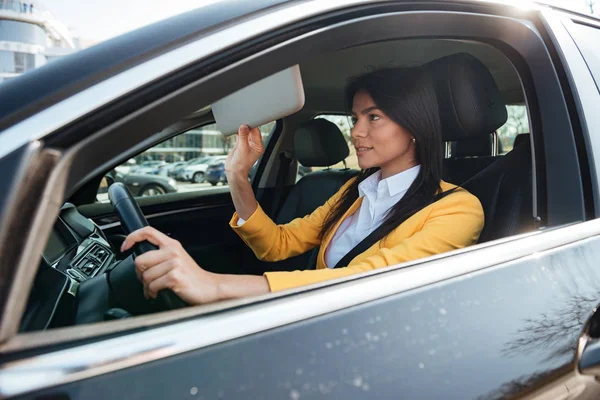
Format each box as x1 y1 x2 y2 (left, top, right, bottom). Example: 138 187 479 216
212 65 305 135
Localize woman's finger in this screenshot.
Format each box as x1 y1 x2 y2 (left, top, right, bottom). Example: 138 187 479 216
236 125 250 150
141 259 176 285
121 226 174 252
135 249 177 274
147 272 177 299
248 127 263 152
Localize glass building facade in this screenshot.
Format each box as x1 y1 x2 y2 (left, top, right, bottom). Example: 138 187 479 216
0 0 76 82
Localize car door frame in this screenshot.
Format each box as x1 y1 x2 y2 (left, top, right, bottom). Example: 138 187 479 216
0 2 595 397
540 11 600 219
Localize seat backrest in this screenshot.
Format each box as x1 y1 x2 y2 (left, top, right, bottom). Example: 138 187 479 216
279 119 359 224
428 53 533 242
259 119 358 272
444 135 498 185
462 138 533 242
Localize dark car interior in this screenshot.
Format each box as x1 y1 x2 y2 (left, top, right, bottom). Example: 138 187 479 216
19 37 539 333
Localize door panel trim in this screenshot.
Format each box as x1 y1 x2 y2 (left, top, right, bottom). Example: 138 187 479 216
97 204 233 230
2 218 600 398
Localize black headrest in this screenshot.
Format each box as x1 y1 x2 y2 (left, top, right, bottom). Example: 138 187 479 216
451 135 492 158
513 134 529 149
294 119 349 167
426 53 507 141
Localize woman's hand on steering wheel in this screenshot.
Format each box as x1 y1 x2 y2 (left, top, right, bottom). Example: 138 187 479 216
121 226 219 305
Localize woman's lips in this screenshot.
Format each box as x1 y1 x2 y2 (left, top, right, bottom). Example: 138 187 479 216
355 146 373 155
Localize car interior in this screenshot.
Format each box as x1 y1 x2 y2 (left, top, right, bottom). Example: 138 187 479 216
20 37 539 334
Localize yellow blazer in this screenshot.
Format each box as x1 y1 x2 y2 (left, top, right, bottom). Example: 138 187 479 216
230 179 484 292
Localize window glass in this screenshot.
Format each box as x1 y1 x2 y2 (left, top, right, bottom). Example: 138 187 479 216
97 121 275 202
0 50 14 73
317 108 529 161
313 114 357 170
567 22 600 93
0 20 46 45
497 105 529 155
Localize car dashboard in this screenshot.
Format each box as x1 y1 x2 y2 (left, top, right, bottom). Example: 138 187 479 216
20 203 117 332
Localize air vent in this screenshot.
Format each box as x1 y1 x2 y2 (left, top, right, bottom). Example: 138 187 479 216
87 244 110 264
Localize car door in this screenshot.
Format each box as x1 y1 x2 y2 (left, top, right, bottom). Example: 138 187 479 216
2 2 600 400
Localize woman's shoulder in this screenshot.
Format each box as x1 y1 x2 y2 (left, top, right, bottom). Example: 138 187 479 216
436 180 483 210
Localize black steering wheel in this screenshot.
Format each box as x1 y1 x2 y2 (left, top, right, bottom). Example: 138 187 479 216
108 182 188 310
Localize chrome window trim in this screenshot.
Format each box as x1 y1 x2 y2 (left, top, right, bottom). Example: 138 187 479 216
0 0 374 161
1 218 600 398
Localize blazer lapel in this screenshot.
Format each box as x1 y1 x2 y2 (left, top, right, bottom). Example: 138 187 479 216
316 196 364 269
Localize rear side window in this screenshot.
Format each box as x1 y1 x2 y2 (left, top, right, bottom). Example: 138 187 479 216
317 108 528 161
567 22 600 93
497 105 529 155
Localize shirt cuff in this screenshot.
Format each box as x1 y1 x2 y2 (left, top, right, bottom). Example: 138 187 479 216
237 217 246 226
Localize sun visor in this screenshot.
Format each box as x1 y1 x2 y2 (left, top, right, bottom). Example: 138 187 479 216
212 65 305 136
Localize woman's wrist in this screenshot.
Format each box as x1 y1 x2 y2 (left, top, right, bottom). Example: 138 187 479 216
225 168 249 181
214 273 270 301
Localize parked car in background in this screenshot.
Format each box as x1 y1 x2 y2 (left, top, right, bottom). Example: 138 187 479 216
182 155 227 183
170 158 201 181
155 161 187 177
98 170 178 198
129 160 166 175
113 158 137 175
205 160 227 186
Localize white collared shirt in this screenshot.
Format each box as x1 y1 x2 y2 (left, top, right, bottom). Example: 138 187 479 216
324 165 421 268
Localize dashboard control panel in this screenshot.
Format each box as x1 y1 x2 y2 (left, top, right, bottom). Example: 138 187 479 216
66 237 114 282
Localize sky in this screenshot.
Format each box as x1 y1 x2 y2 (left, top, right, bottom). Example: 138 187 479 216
45 0 596 43
45 0 219 42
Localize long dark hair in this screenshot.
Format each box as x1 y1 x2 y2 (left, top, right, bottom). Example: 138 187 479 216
319 67 445 242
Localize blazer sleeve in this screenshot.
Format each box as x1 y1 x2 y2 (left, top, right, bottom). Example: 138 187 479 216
264 189 484 292
229 179 355 262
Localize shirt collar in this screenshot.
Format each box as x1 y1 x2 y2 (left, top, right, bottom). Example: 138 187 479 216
358 165 421 198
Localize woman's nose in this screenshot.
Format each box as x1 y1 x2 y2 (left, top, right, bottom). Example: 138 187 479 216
351 122 367 138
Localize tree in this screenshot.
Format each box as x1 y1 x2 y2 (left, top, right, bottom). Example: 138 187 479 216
220 134 233 154
497 105 528 152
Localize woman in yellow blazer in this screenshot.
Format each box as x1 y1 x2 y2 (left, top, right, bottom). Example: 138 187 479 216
122 67 484 305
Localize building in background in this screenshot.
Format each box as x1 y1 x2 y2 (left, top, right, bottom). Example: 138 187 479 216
0 1 268 165
0 0 88 83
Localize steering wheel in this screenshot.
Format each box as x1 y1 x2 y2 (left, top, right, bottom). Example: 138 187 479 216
108 182 188 310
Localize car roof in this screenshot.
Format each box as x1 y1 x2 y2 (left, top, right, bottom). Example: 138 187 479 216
3 0 592 134
0 0 593 147
0 0 288 133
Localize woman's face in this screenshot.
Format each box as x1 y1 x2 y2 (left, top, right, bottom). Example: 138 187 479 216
351 90 417 178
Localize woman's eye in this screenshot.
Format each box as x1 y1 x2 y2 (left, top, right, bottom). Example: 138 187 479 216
369 114 380 121
350 117 358 125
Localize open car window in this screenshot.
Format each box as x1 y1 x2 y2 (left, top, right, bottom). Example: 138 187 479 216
96 121 275 202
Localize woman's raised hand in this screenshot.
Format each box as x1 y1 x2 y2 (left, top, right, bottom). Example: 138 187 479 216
225 124 264 178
